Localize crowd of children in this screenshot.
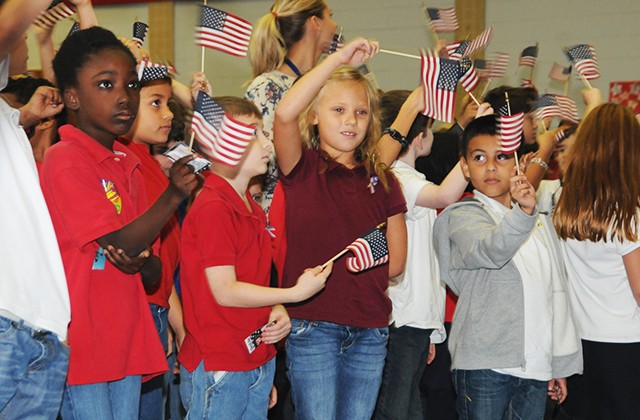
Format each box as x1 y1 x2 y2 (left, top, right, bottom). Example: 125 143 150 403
2 0 640 419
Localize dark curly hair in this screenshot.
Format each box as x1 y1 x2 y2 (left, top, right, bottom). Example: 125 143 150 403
53 26 136 92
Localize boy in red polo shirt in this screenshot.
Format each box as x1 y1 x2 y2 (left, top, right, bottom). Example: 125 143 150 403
179 96 332 419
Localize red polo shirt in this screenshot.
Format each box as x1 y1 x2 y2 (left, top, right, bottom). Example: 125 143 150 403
41 125 167 385
179 173 276 372
280 149 407 328
122 140 180 308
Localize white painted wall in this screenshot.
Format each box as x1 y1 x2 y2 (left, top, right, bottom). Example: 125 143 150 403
26 0 639 103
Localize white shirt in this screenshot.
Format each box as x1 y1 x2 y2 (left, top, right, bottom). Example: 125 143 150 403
536 179 562 215
474 191 554 381
0 58 70 340
563 234 640 343
388 161 446 343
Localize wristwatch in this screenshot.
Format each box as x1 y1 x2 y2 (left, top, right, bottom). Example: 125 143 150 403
382 127 408 148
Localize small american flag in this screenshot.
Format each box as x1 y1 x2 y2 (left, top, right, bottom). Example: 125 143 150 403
132 21 149 47
520 79 535 88
33 0 76 29
445 40 469 61
518 45 538 68
426 7 458 33
459 58 479 93
498 112 524 153
195 6 253 57
549 62 572 82
565 44 599 80
475 59 490 79
421 52 460 123
486 52 509 79
345 225 389 273
326 27 344 54
465 27 493 58
535 94 579 123
191 91 256 167
137 59 172 82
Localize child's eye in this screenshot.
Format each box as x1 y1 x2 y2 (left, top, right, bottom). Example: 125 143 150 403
472 154 486 162
151 100 161 107
497 153 512 161
357 109 369 116
98 80 113 89
333 107 344 113
128 81 139 90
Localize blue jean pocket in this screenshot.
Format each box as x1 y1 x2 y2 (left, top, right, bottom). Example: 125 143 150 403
289 319 315 338
0 316 16 336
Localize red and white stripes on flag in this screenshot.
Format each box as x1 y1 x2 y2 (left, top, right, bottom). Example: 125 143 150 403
191 91 256 167
535 94 579 123
345 226 389 273
465 27 493 58
486 52 509 79
426 7 458 33
549 62 572 82
421 52 460 123
498 112 524 154
195 5 253 57
459 58 479 93
520 79 534 88
33 1 76 29
518 45 538 68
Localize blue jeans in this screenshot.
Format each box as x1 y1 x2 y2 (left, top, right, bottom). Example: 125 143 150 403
180 358 275 419
453 369 547 420
285 319 388 420
373 324 433 420
139 304 169 420
0 314 69 419
60 374 142 420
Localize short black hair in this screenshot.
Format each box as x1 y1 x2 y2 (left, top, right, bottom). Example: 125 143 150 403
461 114 498 157
380 90 432 157
1 76 54 106
483 86 538 116
53 26 136 92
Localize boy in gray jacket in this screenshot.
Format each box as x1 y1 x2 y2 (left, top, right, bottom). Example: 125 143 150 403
433 115 582 420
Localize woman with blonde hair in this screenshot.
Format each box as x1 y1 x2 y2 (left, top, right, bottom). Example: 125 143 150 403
245 0 337 211
554 102 640 420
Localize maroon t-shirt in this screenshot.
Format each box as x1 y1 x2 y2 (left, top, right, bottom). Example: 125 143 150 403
281 149 407 328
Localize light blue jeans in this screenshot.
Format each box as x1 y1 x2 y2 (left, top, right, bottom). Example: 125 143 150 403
60 374 142 420
139 304 169 420
285 319 389 420
0 314 69 419
180 358 275 419
453 369 548 420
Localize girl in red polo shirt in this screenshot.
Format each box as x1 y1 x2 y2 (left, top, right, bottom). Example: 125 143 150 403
273 38 408 419
41 27 200 419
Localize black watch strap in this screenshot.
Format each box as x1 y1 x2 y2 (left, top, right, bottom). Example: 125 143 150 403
382 127 408 148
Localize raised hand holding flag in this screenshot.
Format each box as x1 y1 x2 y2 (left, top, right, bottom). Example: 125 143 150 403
34 0 76 29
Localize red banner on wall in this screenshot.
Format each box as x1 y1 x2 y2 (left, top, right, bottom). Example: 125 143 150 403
610 81 640 115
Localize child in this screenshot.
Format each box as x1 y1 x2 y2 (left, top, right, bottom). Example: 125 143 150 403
41 27 199 419
273 39 408 419
0 1 69 418
120 73 184 419
553 103 640 420
373 89 469 419
433 115 582 420
178 96 332 419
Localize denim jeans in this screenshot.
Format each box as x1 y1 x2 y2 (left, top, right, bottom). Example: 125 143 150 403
60 374 142 420
180 358 275 419
453 369 547 420
373 324 433 420
139 304 169 420
285 319 388 420
0 314 69 419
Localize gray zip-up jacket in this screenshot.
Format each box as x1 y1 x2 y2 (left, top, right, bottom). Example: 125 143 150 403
433 198 582 378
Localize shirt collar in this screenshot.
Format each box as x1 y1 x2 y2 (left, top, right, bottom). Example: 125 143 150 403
204 172 262 218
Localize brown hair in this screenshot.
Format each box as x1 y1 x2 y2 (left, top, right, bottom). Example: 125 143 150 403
214 96 262 120
299 66 389 187
247 0 326 77
554 103 640 242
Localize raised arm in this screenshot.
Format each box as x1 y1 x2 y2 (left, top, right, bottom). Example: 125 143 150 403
69 0 98 29
379 86 424 166
0 0 50 59
415 161 468 209
274 38 379 176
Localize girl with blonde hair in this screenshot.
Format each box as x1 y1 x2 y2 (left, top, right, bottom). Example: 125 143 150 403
554 102 640 420
246 0 337 211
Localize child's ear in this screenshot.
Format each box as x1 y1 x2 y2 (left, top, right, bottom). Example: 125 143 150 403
63 89 79 111
460 156 471 180
310 112 319 125
410 132 424 147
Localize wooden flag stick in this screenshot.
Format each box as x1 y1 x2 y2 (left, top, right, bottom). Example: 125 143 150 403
481 78 493 98
321 222 387 269
421 1 440 46
188 131 196 151
469 91 481 106
563 78 570 97
200 0 207 73
380 49 421 60
578 72 592 89
538 119 548 133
